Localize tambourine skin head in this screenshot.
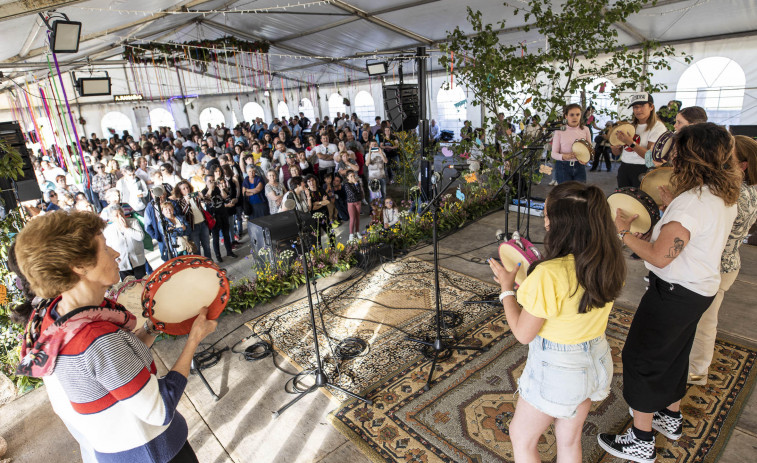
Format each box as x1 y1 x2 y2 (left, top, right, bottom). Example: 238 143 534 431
607 187 661 235
652 131 674 164
640 166 673 206
141 256 230 335
498 238 542 286
609 122 635 146
571 139 593 163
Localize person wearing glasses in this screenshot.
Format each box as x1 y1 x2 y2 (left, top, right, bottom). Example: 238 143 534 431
43 190 60 212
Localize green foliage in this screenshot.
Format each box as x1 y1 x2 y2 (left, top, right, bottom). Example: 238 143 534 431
0 210 42 394
441 0 691 152
0 138 25 183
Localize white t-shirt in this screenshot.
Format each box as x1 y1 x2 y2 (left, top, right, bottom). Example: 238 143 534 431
620 121 667 165
645 186 737 296
314 144 338 169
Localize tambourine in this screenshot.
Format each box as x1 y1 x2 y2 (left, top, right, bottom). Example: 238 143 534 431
141 256 230 335
498 232 542 286
607 187 661 235
608 121 635 146
651 131 674 164
640 166 673 206
571 139 594 163
108 276 148 330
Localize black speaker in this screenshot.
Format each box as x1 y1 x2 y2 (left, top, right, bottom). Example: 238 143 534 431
247 210 315 262
0 121 41 209
383 84 419 132
729 125 757 138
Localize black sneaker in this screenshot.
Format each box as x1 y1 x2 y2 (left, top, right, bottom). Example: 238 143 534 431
630 407 682 440
597 428 655 463
227 252 239 259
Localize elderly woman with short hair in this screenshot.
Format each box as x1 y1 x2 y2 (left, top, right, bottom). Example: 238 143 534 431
13 211 217 462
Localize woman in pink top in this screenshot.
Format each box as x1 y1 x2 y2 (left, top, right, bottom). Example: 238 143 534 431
551 103 592 184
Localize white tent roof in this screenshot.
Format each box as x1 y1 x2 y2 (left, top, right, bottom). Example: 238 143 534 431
2 0 757 91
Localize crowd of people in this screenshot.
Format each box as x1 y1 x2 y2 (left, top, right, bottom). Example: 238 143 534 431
25 112 411 271
8 93 757 463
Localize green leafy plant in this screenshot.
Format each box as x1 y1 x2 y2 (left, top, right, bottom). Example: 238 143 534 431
0 138 24 183
440 0 690 161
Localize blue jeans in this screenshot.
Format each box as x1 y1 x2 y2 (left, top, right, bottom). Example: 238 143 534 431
189 223 211 258
518 335 612 419
554 160 587 184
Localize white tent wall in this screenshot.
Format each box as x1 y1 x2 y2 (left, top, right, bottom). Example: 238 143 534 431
4 33 757 143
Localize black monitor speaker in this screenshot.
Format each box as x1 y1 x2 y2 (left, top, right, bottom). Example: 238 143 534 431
247 210 315 262
0 121 42 209
383 84 419 132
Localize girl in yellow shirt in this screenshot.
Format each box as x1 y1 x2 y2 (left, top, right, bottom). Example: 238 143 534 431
488 181 626 463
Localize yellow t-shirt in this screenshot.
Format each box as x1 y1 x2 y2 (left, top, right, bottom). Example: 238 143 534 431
251 150 262 164
516 255 612 344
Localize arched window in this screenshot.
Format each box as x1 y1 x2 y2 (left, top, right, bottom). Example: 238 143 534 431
676 57 745 125
570 78 617 128
328 93 347 120
243 102 266 122
100 111 134 139
199 107 226 130
277 101 290 120
354 91 376 124
436 86 467 139
298 98 316 122
149 108 175 131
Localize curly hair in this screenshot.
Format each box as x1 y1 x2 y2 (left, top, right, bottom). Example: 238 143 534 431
14 211 106 298
671 123 741 206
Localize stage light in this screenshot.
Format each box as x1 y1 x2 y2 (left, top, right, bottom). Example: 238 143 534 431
76 76 111 97
50 20 82 53
366 61 388 76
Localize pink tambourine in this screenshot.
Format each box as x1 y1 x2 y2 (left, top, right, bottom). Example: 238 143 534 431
498 233 542 286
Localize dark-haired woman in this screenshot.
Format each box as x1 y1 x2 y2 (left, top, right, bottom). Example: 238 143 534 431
12 212 217 462
176 180 212 259
551 103 592 184
599 123 741 463
488 181 625 463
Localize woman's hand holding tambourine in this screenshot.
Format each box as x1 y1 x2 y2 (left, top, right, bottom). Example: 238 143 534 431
188 307 218 344
615 208 639 233
615 130 634 147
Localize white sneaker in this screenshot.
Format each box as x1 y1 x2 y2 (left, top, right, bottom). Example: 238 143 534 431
348 234 355 241
356 232 362 239
549 179 558 186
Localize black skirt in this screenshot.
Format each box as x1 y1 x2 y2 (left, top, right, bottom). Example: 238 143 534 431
622 272 714 413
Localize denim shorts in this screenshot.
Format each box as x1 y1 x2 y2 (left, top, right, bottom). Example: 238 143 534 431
517 335 613 419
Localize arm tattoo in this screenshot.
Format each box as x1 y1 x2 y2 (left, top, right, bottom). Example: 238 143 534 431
665 237 685 259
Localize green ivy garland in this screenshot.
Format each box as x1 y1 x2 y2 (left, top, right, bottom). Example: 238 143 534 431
123 36 270 64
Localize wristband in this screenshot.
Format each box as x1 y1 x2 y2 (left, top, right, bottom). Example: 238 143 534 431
629 143 636 149
617 229 630 242
499 290 516 302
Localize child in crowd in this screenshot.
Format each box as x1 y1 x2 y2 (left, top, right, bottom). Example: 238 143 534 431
550 103 592 184
382 197 399 229
488 181 626 462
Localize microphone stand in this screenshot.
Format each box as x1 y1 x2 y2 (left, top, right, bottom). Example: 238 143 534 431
406 174 487 392
152 192 219 400
274 191 372 418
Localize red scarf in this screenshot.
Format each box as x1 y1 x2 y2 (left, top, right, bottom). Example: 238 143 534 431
17 296 136 378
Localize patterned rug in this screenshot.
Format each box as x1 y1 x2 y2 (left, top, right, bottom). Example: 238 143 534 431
328 304 757 463
246 258 502 400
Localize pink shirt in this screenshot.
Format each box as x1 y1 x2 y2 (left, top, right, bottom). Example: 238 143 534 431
551 125 592 161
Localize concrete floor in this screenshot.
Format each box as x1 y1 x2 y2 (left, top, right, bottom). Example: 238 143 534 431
1 168 756 462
